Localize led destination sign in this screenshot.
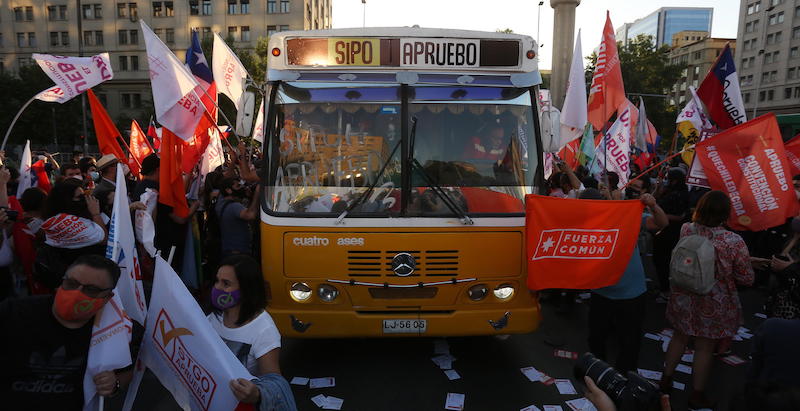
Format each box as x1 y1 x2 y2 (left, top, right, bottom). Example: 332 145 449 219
286 37 520 68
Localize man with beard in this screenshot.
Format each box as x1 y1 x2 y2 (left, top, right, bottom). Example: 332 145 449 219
215 178 261 259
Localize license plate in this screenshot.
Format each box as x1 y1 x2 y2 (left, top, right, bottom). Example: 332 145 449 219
382 319 427 334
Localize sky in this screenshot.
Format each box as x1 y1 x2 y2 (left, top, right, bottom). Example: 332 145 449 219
331 0 738 71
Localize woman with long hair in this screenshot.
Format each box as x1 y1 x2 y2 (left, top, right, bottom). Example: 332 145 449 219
660 191 754 409
207 255 297 411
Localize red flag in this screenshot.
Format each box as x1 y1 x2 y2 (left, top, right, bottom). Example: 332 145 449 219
87 90 128 162
588 12 627 131
159 128 190 218
30 160 51 193
784 135 800 176
525 195 644 290
558 139 581 170
181 83 217 173
696 113 798 231
129 120 154 176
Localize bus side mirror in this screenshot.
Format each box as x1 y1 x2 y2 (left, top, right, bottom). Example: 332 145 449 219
236 91 256 137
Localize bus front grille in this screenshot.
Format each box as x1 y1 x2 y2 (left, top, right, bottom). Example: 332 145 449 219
346 250 459 278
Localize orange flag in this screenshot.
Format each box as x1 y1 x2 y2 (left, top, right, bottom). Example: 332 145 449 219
159 128 189 218
558 139 581 170
696 113 798 231
87 90 128 162
588 12 627 131
129 120 154 176
525 195 643 290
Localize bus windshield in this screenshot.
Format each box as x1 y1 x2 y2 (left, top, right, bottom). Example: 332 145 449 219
264 81 538 217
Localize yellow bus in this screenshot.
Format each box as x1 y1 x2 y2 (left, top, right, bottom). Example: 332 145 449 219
259 27 545 337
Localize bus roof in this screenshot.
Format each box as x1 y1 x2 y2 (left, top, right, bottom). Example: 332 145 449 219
266 27 541 87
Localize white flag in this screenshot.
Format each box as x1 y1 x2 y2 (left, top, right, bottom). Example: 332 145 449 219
106 166 148 324
593 103 634 187
538 90 562 153
134 189 158 257
16 140 31 198
634 97 649 152
213 33 250 110
141 20 204 141
559 30 588 148
676 86 712 130
83 293 132 410
252 100 265 143
33 53 113 103
200 127 224 179
122 256 252 411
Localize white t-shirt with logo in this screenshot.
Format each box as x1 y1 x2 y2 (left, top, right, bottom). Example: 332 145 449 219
207 311 281 375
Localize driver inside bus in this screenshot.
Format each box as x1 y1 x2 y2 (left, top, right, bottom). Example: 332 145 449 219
463 124 508 163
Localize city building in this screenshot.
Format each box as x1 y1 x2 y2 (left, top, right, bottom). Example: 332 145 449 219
735 0 800 117
667 31 735 106
616 7 713 48
0 0 332 123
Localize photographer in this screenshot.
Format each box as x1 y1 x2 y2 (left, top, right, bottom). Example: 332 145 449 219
583 374 671 411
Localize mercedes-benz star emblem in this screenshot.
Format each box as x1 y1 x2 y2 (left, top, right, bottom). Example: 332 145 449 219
391 252 416 276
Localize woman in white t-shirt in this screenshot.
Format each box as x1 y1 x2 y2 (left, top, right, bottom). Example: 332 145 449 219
207 255 296 410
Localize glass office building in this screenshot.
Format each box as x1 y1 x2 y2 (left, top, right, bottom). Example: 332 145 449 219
620 7 713 47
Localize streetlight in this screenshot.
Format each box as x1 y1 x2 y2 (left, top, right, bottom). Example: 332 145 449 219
537 1 544 45
362 0 366 28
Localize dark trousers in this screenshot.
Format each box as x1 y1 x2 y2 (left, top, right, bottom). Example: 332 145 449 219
588 293 647 374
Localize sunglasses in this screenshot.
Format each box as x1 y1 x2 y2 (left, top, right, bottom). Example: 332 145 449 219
61 276 113 298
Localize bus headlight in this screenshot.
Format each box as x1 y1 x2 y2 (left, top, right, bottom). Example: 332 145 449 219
493 284 515 300
468 284 488 301
290 282 312 302
318 284 339 302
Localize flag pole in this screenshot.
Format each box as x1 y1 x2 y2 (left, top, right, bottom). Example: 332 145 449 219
621 145 693 190
1 95 38 151
116 136 143 171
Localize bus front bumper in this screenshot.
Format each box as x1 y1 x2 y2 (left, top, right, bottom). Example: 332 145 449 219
268 305 540 338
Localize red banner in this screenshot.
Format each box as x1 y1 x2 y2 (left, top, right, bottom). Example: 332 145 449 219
696 113 799 231
525 195 644 290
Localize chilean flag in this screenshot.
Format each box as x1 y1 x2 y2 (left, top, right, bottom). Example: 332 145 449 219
696 44 747 130
182 30 217 173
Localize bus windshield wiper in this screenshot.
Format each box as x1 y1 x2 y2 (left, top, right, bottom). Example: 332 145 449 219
335 137 402 224
407 117 474 225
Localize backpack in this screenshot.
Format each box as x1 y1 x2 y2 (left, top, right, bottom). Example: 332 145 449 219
669 223 717 294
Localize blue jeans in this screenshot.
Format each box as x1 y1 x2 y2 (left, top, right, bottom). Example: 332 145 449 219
253 373 298 411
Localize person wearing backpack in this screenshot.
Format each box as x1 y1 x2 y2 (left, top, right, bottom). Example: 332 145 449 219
660 191 755 410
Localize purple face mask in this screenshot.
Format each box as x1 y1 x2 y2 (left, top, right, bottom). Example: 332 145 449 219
211 287 241 310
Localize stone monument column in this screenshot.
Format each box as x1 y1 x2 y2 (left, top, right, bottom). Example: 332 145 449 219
549 0 581 110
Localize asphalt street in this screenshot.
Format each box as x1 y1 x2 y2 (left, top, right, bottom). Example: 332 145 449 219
121 284 767 411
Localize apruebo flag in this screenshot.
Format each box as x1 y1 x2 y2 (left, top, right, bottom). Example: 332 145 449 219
696 44 746 129
783 135 800 175
526 195 644 290
696 113 798 231
16 141 32 198
591 102 634 187
199 126 224 180
129 120 155 176
33 53 113 103
87 89 128 162
82 293 132 411
107 166 148 324
141 20 204 141
560 29 588 147
122 256 251 411
587 12 627 131
212 32 249 110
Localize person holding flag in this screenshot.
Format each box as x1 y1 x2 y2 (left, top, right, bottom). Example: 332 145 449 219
0 255 133 409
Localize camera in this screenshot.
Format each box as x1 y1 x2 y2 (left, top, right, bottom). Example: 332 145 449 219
0 207 17 222
574 353 661 411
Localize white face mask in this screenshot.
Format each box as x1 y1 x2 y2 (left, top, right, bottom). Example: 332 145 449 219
89 171 99 181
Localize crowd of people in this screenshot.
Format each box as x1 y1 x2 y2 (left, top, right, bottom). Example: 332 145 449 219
545 161 800 410
0 141 799 410
0 144 296 410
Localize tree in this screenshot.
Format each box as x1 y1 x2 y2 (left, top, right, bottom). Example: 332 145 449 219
0 65 83 152
496 28 515 34
585 35 685 152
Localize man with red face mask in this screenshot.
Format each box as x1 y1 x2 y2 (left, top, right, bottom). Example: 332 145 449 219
0 255 132 409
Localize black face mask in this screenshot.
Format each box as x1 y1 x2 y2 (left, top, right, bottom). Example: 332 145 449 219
230 188 247 198
65 198 89 217
625 188 641 199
